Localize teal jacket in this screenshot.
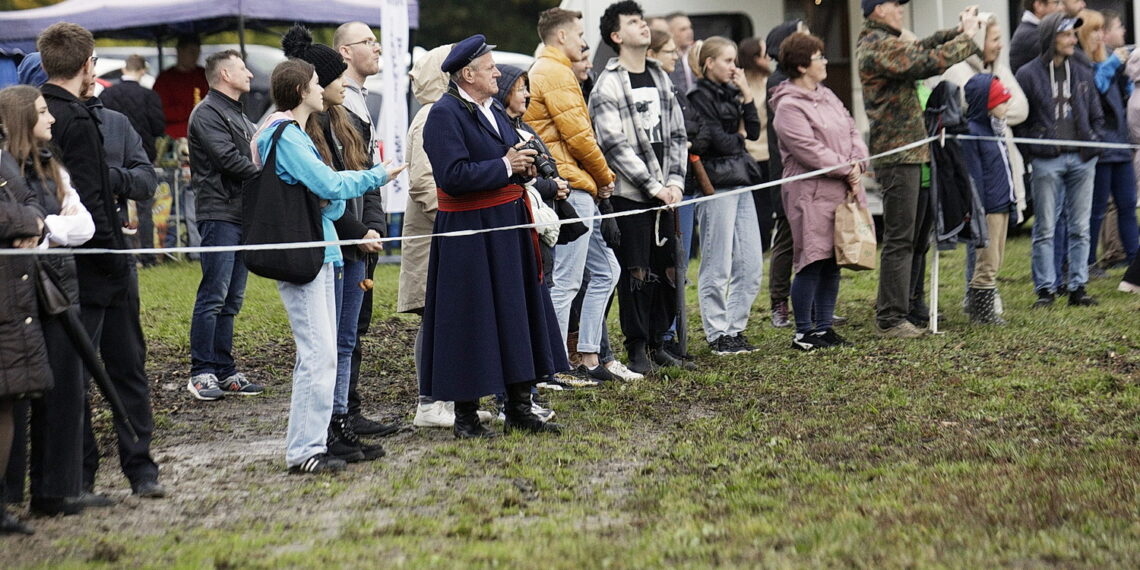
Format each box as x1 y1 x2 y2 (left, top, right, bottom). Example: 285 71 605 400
256 120 389 264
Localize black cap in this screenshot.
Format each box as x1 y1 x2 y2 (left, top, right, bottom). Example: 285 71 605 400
862 0 909 18
282 25 348 88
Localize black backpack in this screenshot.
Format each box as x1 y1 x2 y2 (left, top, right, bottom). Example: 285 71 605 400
242 121 325 284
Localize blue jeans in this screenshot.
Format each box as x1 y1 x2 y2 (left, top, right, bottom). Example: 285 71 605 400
1089 161 1139 265
189 220 248 378
1030 154 1097 292
550 190 620 354
696 188 763 342
790 257 840 334
333 259 366 416
278 263 338 467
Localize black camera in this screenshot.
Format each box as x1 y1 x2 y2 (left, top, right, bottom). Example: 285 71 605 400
519 138 560 179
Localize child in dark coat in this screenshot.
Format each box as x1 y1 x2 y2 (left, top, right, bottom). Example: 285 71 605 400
960 74 1017 325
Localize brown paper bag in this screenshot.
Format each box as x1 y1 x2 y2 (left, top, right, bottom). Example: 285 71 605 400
834 191 876 271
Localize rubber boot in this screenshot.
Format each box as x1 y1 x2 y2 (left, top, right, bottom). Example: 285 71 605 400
626 340 655 375
503 383 562 435
453 401 497 439
970 288 1006 325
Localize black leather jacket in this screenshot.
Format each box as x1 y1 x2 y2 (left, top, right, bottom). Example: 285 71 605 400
188 89 258 224
688 78 762 189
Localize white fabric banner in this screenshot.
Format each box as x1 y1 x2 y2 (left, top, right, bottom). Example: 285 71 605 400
380 0 410 213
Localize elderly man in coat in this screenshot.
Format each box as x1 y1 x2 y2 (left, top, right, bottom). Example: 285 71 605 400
420 35 569 438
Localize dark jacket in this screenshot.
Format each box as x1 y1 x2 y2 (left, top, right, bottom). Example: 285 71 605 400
1090 54 1132 164
41 83 130 307
99 79 165 162
0 151 53 399
87 96 158 226
25 151 81 306
1008 12 1040 75
688 78 762 189
962 74 1016 214
187 89 258 224
317 111 386 263
1013 12 1105 162
765 20 802 216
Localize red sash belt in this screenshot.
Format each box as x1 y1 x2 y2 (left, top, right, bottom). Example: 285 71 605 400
435 183 545 283
436 184 524 212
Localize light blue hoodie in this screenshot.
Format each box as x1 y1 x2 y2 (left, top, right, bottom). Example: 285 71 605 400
254 115 389 264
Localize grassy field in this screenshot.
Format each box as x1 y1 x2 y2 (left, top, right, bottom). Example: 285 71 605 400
6 233 1140 568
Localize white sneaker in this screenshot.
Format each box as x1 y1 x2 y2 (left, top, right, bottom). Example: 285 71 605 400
413 401 493 427
605 360 644 381
413 400 454 427
532 402 555 422
1118 281 1140 294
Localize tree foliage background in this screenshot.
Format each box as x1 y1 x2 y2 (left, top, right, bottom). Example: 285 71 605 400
1 0 561 54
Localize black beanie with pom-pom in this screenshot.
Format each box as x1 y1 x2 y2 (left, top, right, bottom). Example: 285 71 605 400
282 25 347 88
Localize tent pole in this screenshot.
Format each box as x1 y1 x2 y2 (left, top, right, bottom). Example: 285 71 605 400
238 14 247 59
930 245 940 334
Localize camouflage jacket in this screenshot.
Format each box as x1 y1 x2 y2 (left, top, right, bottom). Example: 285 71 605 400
856 19 979 167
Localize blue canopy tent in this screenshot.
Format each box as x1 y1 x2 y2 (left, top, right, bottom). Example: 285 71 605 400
0 0 419 51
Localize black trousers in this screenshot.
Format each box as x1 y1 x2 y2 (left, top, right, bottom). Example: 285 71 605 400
2 314 87 502
347 259 375 417
82 268 158 490
610 199 676 351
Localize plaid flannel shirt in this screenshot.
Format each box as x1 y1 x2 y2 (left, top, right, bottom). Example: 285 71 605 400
588 57 687 203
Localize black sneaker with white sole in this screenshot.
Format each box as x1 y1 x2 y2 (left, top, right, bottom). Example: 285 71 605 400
289 453 347 474
709 335 749 355
732 333 760 353
812 328 852 347
791 332 830 352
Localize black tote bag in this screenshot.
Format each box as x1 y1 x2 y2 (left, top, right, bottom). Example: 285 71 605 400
242 121 325 284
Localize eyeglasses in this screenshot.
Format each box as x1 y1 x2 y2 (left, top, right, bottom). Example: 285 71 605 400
345 38 381 51
811 54 828 62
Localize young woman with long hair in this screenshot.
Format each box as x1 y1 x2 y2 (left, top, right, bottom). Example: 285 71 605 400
0 84 94 522
251 59 404 474
688 36 764 355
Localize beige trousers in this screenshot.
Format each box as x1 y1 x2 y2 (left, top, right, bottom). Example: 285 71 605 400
970 213 1009 289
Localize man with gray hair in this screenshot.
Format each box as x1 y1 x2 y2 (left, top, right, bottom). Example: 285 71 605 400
186 50 262 401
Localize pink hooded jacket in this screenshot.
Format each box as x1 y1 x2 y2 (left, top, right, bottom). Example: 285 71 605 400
771 80 868 273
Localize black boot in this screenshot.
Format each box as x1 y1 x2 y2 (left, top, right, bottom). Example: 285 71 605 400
349 413 400 438
1068 286 1099 306
650 345 696 371
504 384 562 435
0 508 33 535
326 424 365 463
331 414 385 461
970 288 1006 325
626 340 655 375
454 401 497 439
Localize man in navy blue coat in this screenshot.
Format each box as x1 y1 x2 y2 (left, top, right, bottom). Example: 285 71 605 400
420 35 569 438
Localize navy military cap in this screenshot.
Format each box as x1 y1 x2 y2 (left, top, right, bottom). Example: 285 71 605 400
440 34 496 74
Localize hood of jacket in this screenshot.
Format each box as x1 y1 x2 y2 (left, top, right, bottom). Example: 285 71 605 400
494 64 526 110
768 79 822 114
411 44 452 105
766 20 804 59
1127 49 1140 83
963 73 995 123
1036 12 1070 63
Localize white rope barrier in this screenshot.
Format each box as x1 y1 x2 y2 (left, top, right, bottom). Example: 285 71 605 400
2 132 1135 257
